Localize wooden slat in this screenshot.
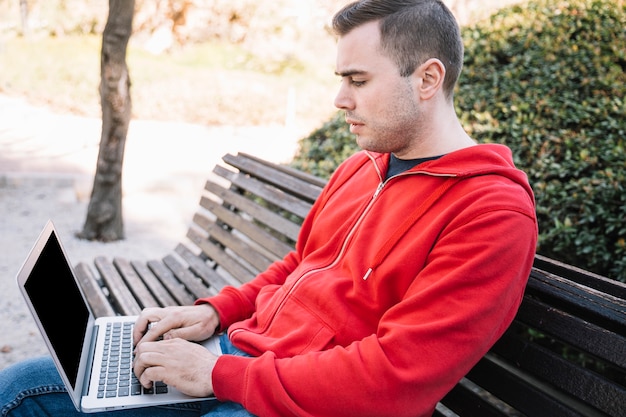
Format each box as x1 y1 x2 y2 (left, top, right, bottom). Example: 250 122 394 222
440 378 513 417
74 262 115 318
223 152 324 203
534 254 626 299
194 215 275 273
113 258 159 309
186 227 258 283
142 260 193 305
175 243 239 291
466 354 603 417
433 403 460 417
235 152 327 190
94 257 141 316
214 165 313 220
516 295 626 368
199 195 294 257
147 260 194 305
161 254 211 299
527 269 626 331
203 179 302 242
130 260 178 307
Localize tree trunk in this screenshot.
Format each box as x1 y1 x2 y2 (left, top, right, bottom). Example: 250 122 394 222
19 0 29 37
79 0 135 242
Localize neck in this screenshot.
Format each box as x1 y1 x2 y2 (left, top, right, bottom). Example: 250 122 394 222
399 100 475 159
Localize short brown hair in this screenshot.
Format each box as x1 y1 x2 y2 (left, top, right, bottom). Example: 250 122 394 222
332 0 464 99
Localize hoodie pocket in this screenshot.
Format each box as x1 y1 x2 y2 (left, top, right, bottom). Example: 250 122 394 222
232 293 336 357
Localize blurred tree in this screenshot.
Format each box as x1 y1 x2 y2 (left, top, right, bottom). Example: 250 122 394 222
19 0 29 37
78 0 134 242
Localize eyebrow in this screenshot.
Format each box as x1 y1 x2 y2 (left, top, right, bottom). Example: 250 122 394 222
335 69 368 77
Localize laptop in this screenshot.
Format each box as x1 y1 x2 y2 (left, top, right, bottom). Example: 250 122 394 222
16 220 218 412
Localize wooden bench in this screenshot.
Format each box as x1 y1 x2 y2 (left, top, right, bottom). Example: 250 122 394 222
74 152 626 417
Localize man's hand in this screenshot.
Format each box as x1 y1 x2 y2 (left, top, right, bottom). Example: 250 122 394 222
133 338 218 397
133 304 220 346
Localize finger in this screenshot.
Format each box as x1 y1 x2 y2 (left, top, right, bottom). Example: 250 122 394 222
132 316 150 345
161 305 220 342
133 309 156 344
162 321 205 341
133 308 165 345
133 344 163 387
138 365 166 389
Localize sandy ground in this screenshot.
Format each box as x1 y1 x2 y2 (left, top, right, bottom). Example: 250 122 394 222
0 93 305 370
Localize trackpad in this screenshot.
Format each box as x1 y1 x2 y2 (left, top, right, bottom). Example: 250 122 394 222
199 336 222 356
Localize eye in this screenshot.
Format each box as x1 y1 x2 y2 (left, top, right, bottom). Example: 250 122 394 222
350 78 366 87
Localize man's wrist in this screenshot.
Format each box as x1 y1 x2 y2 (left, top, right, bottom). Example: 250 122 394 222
200 303 221 333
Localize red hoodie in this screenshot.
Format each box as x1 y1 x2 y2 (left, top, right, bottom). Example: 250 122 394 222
197 144 538 417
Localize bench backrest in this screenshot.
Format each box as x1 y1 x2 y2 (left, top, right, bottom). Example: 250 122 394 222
175 152 325 295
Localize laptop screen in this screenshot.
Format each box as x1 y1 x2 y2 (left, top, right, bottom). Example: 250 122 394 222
23 230 90 390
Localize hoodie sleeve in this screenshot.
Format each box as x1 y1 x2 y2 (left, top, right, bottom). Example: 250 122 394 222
194 250 301 331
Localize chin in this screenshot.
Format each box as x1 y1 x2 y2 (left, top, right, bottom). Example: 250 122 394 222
355 136 371 151
357 139 385 154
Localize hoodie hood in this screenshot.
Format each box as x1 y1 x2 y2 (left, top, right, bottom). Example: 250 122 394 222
367 143 534 201
360 144 535 279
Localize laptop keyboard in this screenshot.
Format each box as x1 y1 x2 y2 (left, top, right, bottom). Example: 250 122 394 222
98 321 169 398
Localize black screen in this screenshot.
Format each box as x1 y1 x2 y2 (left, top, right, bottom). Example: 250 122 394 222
24 231 90 389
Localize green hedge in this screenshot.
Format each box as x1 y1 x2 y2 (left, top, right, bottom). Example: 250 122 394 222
291 0 626 281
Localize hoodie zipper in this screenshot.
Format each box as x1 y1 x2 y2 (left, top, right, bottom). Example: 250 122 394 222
230 159 459 339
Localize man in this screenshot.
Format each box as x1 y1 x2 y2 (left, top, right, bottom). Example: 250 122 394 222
0 1 537 416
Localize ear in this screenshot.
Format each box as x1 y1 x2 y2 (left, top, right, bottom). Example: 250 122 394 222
414 58 445 100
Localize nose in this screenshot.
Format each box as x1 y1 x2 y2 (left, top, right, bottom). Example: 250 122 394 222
334 81 354 110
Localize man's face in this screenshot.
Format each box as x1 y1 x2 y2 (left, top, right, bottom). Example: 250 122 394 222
334 21 424 158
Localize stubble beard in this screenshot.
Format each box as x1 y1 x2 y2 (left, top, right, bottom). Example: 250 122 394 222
351 98 423 155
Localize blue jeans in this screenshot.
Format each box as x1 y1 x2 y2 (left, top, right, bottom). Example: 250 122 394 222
0 334 255 417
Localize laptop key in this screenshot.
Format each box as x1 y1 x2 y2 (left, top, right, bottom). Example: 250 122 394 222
131 384 143 395
155 381 169 394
